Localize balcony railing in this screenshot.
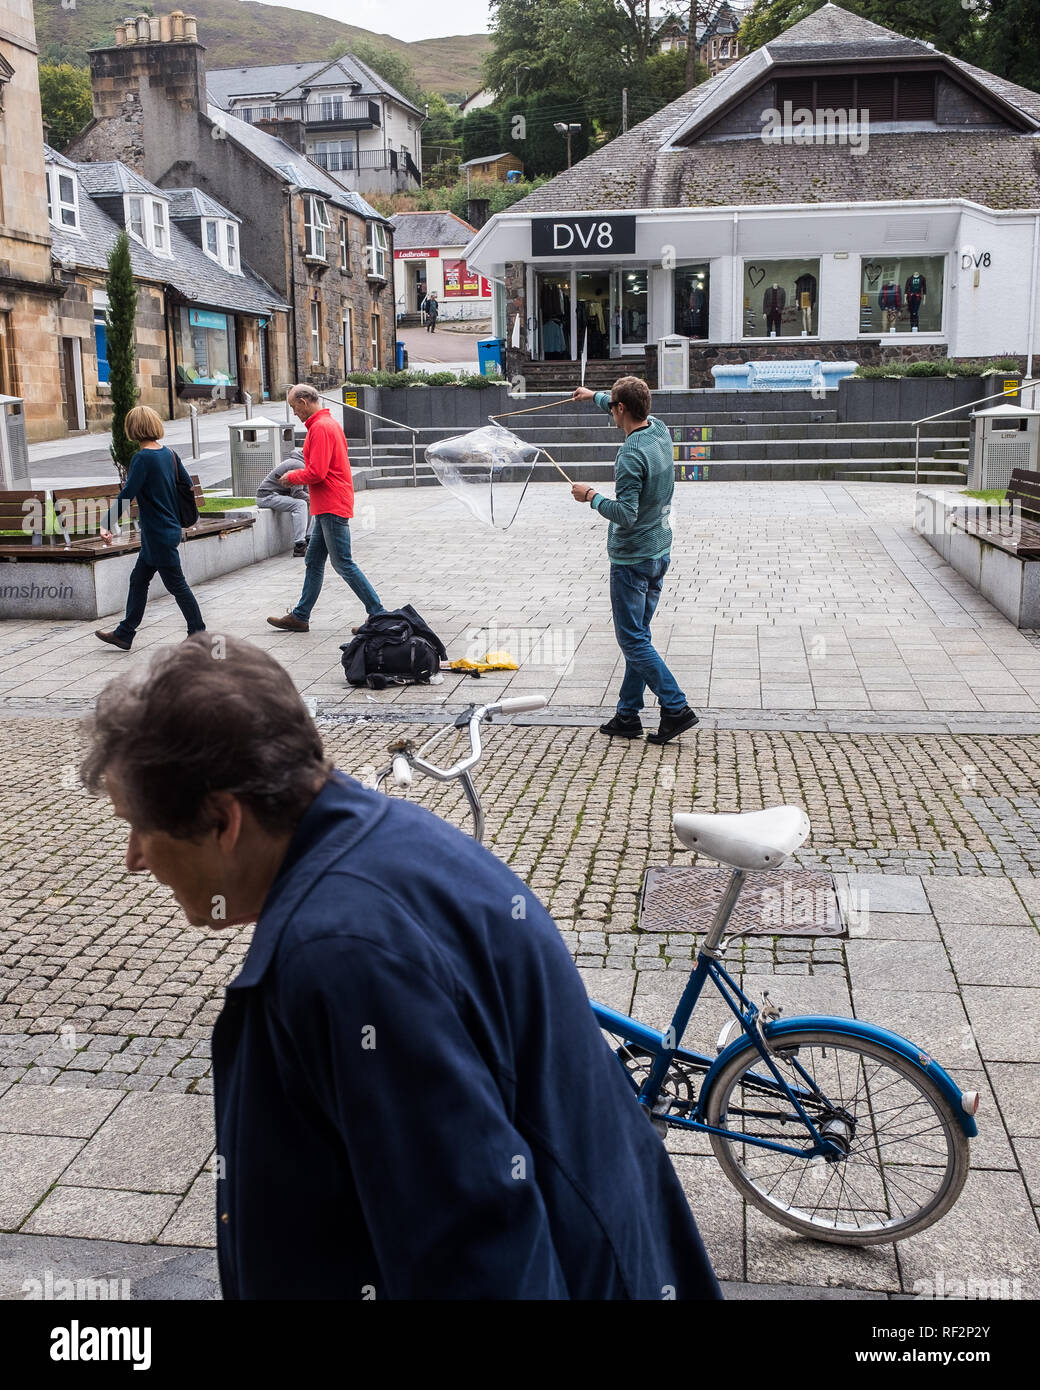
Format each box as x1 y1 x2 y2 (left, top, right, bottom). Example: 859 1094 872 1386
311 149 423 185
235 98 380 128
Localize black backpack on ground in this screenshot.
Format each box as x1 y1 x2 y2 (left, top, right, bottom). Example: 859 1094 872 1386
340 604 447 689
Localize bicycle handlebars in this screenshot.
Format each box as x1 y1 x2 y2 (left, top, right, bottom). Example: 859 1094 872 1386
405 694 547 782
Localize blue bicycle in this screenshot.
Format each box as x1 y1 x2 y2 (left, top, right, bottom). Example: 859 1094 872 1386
592 806 978 1244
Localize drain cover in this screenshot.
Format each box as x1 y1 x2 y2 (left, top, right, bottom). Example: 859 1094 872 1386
639 866 846 936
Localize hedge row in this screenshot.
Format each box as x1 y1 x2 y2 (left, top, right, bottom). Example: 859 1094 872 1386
853 357 1021 380
343 370 505 389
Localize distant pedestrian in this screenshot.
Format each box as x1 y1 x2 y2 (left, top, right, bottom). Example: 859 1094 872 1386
267 385 384 634
256 449 312 558
423 290 439 332
95 406 205 651
571 378 698 745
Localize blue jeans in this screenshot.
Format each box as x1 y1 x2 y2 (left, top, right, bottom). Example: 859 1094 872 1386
609 556 686 719
114 552 205 644
292 513 382 621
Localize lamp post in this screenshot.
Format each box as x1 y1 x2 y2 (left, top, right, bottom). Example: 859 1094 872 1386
553 121 581 169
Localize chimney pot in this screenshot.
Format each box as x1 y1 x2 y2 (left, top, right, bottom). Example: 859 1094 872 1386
171 10 185 40
160 14 172 41
184 14 198 40
148 16 160 40
136 16 150 41
115 22 126 44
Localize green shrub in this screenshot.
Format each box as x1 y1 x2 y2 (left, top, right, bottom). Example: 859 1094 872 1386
424 371 458 386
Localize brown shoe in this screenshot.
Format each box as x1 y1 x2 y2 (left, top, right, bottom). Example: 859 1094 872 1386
267 613 310 633
96 629 131 651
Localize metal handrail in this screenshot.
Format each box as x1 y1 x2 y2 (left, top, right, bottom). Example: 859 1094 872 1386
316 388 419 488
913 375 1040 485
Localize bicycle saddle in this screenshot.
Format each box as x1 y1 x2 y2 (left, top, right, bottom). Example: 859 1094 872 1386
673 806 810 871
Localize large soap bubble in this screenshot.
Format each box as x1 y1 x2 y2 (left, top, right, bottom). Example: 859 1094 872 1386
425 425 541 530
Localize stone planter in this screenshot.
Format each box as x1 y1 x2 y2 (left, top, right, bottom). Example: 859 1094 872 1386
839 376 995 424
914 488 1040 627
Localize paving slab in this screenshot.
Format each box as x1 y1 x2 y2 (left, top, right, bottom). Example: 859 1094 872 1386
745 1205 899 1291
852 990 981 1067
924 877 1033 925
22 1186 180 1244
156 1174 217 1250
0 1085 122 1138
960 987 1040 1063
840 873 930 915
575 967 635 1017
940 921 1040 988
0 1134 82 1230
845 939 958 993
844 910 942 941
59 1092 213 1194
669 1154 745 1283
722 1279 887 1300
894 1169 1039 1299
986 1063 1040 1139
0 1231 219 1300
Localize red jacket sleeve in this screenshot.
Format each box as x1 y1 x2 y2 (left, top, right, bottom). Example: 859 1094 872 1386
284 420 333 487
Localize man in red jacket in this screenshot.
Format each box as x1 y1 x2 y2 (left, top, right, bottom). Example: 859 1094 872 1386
267 384 385 633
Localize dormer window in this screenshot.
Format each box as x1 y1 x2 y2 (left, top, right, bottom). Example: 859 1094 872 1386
202 216 242 274
126 194 172 256
46 167 80 232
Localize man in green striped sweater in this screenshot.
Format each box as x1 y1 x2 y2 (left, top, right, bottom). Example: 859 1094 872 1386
571 377 699 745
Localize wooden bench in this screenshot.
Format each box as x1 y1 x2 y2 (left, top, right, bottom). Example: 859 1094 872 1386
950 468 1040 560
46 474 253 558
0 489 53 556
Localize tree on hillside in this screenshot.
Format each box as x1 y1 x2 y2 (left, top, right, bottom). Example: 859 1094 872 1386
739 0 975 55
327 37 425 107
38 64 93 151
969 0 1040 94
105 232 139 485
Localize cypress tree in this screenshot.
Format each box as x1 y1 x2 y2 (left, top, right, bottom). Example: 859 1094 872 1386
105 230 139 485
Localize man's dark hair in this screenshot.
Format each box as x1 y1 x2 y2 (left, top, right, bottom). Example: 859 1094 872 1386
611 375 651 421
80 635 331 838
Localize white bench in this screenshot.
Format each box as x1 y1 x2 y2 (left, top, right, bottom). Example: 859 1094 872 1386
711 360 858 392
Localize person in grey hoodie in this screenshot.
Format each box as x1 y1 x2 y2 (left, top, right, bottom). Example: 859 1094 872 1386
256 449 312 557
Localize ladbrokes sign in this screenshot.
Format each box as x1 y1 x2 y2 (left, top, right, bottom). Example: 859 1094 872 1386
531 215 636 257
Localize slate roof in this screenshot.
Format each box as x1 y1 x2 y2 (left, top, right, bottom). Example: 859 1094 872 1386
42 143 78 170
506 3 1040 216
207 53 424 118
204 103 389 222
165 187 240 223
390 211 477 248
46 153 287 317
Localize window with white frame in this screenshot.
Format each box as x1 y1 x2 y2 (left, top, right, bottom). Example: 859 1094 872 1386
304 196 331 260
366 221 388 279
204 219 219 257
225 222 238 272
339 217 349 272
311 300 322 363
126 194 171 256
46 167 80 231
201 217 241 274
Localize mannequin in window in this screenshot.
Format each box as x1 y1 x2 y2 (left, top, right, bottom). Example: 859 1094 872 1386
904 272 927 329
762 283 785 337
689 283 708 337
794 271 816 334
877 281 902 330
543 315 566 359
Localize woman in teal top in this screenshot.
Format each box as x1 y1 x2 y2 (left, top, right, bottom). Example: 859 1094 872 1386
95 406 206 651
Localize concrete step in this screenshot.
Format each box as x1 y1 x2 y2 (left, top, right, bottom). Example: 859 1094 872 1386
931 446 970 460
837 469 967 484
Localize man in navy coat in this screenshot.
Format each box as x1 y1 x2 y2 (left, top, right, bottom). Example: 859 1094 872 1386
81 635 721 1301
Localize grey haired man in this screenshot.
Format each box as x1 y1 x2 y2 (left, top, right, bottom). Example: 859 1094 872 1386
255 449 312 558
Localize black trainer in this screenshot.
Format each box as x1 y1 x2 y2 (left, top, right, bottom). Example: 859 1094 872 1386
647 706 700 745
292 542 307 557
599 713 643 739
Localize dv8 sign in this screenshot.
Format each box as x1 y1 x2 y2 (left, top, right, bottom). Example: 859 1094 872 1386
531 215 636 257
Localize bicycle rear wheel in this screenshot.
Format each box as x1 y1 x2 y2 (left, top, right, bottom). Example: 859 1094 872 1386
703 1029 969 1244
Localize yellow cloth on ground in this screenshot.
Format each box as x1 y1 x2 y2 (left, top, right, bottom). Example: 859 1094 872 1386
447 650 519 673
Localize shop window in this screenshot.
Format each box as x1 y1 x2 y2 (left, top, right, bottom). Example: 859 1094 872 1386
537 272 571 359
674 264 710 339
859 255 944 335
743 259 820 338
175 307 238 389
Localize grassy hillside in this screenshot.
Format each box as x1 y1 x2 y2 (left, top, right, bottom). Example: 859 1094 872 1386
33 0 490 99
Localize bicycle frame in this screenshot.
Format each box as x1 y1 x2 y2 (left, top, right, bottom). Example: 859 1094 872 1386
591 865 978 1158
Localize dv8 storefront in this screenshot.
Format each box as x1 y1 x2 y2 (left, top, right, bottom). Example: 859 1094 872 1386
476 202 1039 374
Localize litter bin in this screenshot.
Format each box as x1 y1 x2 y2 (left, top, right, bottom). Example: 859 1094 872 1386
396 340 406 372
478 339 503 376
0 395 29 488
228 416 295 497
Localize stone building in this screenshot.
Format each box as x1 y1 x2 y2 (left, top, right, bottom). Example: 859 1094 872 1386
0 0 63 442
45 147 289 430
67 13 396 393
469 4 1040 389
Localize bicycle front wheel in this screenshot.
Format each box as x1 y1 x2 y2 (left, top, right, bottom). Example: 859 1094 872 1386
704 1029 969 1244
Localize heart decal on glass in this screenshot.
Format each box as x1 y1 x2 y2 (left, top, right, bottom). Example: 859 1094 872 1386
864 261 882 285
747 265 766 288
